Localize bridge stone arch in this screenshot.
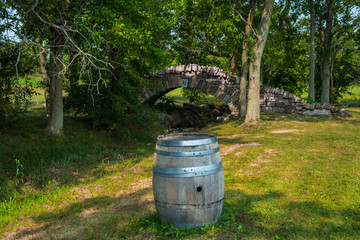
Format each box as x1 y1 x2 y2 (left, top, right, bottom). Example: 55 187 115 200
140 64 240 112
140 64 350 117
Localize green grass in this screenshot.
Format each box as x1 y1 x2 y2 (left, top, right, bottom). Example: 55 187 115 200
163 88 222 106
1 83 359 239
1 106 360 239
301 84 360 106
340 85 360 106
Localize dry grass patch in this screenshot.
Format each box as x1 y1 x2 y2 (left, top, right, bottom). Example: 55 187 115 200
235 151 245 157
264 148 283 156
256 156 273 163
271 129 300 134
217 134 247 140
220 143 261 156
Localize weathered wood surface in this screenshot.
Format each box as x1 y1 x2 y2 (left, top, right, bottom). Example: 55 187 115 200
153 133 224 228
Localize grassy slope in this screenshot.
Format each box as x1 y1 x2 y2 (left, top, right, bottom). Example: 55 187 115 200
1 109 359 239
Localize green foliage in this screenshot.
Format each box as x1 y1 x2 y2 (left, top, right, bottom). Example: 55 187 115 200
181 87 208 103
61 0 175 128
0 77 24 124
0 42 37 125
171 0 245 72
262 2 309 96
65 80 147 128
154 95 176 113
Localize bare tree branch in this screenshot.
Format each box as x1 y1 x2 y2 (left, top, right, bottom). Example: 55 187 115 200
15 44 39 104
231 6 259 38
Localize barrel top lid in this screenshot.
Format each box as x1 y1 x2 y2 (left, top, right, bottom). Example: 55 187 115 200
157 133 217 146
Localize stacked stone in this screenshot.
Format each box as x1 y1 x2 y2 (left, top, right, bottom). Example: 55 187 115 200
142 64 239 105
142 65 351 117
146 64 237 84
260 87 350 116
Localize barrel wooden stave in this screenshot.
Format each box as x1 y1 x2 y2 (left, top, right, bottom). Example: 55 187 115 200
153 133 224 227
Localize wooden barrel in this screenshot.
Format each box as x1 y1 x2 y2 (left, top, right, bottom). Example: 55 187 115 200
152 133 224 228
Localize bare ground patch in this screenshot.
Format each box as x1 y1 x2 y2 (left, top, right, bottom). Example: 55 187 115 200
234 155 273 178
271 129 300 134
253 135 265 138
264 148 283 156
256 156 273 163
221 142 261 156
217 134 247 140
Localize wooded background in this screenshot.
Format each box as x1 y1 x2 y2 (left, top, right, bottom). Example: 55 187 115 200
1 0 359 133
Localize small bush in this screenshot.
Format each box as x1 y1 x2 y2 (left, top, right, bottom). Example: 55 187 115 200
181 87 207 103
0 43 37 126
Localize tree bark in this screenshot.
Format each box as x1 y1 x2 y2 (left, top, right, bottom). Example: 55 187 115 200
321 0 334 104
308 0 316 101
260 59 264 85
239 0 256 117
35 35 50 116
230 51 237 77
46 29 65 135
244 0 274 124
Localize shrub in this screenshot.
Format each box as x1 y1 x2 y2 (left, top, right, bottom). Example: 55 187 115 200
181 87 207 103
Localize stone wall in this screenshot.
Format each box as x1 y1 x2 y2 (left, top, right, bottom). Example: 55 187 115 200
141 64 238 106
141 64 350 117
260 87 350 116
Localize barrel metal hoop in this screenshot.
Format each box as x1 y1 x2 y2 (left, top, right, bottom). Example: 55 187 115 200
155 147 219 157
153 161 223 178
154 198 224 208
156 136 217 147
155 198 223 228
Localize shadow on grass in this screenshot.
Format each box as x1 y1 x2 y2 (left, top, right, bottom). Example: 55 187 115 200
0 115 157 202
12 187 360 239
11 187 155 239
223 190 360 239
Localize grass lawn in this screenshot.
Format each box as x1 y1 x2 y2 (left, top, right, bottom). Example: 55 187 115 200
1 106 360 239
163 88 222 106
301 84 360 107
0 84 359 239
340 85 360 106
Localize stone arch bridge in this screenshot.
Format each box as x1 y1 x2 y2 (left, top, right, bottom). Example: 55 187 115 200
140 64 240 112
140 64 347 116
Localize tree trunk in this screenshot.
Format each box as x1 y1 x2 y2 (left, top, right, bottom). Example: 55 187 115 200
321 0 334 104
230 51 237 77
244 0 274 124
239 0 256 117
308 0 316 101
35 35 50 116
46 29 65 135
260 59 264 85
